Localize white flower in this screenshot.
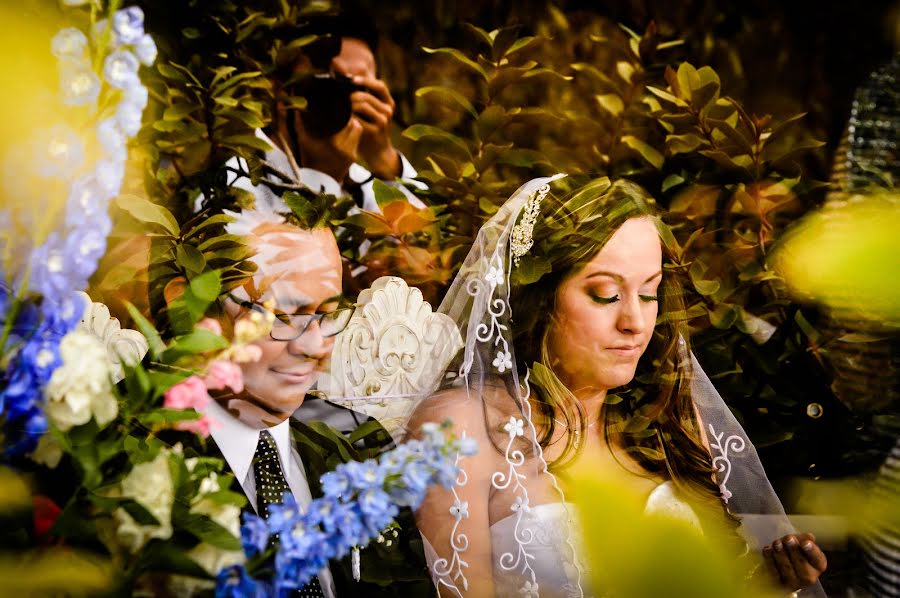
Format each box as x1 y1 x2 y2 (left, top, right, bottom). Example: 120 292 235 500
134 33 157 66
112 6 145 45
485 265 504 287
59 61 101 106
124 84 149 111
35 124 85 178
510 496 530 513
503 416 524 438
103 50 140 89
51 28 88 59
114 451 175 552
115 100 144 137
449 500 469 519
97 118 126 159
519 580 540 597
44 330 117 431
492 349 513 373
95 158 124 196
30 434 63 469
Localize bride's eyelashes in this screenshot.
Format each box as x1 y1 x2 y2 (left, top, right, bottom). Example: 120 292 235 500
587 292 659 304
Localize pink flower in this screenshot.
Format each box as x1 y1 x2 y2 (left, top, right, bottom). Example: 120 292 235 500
163 376 210 411
175 417 211 437
196 317 223 336
203 360 244 393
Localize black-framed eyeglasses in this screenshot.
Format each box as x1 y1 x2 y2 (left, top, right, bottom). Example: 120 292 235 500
227 294 356 341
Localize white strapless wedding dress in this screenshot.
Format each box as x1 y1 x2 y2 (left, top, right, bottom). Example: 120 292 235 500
488 481 701 598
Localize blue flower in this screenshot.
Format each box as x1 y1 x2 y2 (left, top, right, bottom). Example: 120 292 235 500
240 512 270 556
19 329 63 384
34 125 85 178
320 469 351 498
112 6 145 45
266 493 301 537
28 233 72 304
59 61 100 107
40 293 86 334
5 410 48 457
357 487 398 535
103 50 140 89
215 565 266 598
62 224 109 285
344 459 385 491
51 28 87 59
134 33 157 66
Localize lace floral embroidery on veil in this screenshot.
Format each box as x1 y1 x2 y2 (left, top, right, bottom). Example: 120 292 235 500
708 423 747 503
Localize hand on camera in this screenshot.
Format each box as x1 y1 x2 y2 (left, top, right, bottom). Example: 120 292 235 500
293 110 363 185
350 75 401 180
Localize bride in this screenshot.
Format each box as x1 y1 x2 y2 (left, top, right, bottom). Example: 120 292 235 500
405 175 827 597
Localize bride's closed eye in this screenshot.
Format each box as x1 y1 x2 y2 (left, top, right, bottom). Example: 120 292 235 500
588 293 659 304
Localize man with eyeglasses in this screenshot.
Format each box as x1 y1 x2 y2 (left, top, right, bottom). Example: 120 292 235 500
203 208 431 596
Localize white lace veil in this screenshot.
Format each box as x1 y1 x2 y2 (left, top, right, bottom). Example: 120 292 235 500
403 175 825 597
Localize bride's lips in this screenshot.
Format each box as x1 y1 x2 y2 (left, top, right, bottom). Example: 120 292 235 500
606 345 642 358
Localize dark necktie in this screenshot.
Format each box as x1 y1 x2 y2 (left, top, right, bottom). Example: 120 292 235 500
253 430 325 597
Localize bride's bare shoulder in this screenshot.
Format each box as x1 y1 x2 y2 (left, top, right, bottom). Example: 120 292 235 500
405 381 523 445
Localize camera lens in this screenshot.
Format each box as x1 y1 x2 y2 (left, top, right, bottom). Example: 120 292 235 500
294 73 358 138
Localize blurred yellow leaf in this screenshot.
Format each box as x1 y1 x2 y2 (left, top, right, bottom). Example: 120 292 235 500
773 194 900 325
0 550 111 594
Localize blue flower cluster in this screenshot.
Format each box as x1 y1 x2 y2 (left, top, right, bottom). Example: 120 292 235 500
215 423 477 597
0 6 154 456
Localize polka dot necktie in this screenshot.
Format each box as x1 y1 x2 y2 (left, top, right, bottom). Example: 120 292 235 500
253 430 325 597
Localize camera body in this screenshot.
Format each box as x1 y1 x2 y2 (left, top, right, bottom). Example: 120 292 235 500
292 72 367 139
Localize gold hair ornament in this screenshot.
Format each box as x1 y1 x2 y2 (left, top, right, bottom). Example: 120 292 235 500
510 182 551 266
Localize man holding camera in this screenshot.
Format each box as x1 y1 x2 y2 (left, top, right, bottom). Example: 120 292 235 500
232 13 423 215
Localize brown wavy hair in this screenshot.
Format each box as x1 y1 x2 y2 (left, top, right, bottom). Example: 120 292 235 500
509 176 740 543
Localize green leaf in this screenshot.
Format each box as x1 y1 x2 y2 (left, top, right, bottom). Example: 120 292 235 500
415 86 477 118
665 133 706 156
124 302 164 359
176 244 206 275
119 498 161 526
512 255 552 285
372 179 409 210
219 134 272 153
495 148 548 168
167 329 228 358
178 513 241 551
709 303 738 329
596 94 624 117
423 47 488 81
402 124 471 158
621 136 664 169
115 195 179 236
503 36 536 57
137 540 212 579
185 269 222 321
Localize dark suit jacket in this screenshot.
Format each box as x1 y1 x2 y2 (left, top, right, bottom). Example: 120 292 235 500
200 397 434 597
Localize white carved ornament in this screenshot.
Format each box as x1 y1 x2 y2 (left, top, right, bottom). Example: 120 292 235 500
74 291 149 383
320 277 463 432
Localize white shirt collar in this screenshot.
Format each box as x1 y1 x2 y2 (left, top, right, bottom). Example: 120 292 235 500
205 399 294 484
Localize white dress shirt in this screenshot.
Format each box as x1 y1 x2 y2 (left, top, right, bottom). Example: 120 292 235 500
220 129 425 214
206 400 337 598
